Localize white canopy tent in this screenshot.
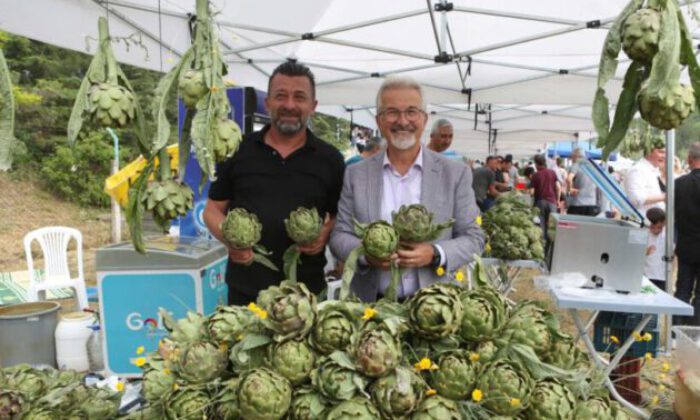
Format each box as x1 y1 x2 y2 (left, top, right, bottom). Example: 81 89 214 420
3 0 700 158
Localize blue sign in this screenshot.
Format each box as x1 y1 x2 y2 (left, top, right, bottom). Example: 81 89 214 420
201 258 228 313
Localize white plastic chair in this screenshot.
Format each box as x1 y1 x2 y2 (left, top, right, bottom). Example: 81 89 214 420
23 226 88 310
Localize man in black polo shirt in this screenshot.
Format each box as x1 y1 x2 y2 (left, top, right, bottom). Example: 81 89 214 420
203 62 345 305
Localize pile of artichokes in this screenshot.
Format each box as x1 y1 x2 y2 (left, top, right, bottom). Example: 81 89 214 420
482 193 544 261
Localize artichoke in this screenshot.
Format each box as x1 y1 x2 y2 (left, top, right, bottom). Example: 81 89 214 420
483 194 543 261
325 397 381 420
500 300 565 359
353 322 402 378
285 207 322 244
237 368 293 420
213 118 242 162
370 366 425 419
164 388 210 420
88 82 135 127
407 283 463 340
174 341 228 384
639 83 695 130
142 359 176 402
257 280 317 341
309 301 359 355
622 8 661 63
407 335 462 365
289 388 329 420
207 305 253 346
476 360 534 416
430 351 478 400
459 288 508 342
229 334 271 374
311 352 369 402
361 221 399 260
0 391 22 419
79 387 121 420
543 334 589 371
475 340 500 363
222 208 262 249
411 395 462 420
524 379 576 420
267 339 317 386
391 204 454 242
18 407 55 420
178 69 207 108
3 365 50 401
573 396 616 419
161 310 207 345
214 377 241 420
142 179 194 232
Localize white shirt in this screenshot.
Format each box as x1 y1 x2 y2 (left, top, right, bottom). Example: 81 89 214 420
644 229 666 281
623 157 664 215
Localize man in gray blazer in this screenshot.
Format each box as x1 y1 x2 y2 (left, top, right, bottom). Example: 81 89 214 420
329 76 484 302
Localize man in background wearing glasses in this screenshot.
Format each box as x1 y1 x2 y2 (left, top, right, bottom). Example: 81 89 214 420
330 76 484 302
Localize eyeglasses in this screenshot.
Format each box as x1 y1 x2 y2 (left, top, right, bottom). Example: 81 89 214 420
379 107 425 122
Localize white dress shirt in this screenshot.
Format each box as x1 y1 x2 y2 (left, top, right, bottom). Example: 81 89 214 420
644 229 666 281
623 157 665 215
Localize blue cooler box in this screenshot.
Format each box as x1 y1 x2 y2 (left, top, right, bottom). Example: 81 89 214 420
96 236 228 377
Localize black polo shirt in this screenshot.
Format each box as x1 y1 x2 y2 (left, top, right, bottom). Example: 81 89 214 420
209 125 345 297
675 168 700 264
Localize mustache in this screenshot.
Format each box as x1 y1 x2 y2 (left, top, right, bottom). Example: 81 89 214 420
276 108 301 117
390 123 415 132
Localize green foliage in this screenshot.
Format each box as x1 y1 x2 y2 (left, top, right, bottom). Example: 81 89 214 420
311 113 350 152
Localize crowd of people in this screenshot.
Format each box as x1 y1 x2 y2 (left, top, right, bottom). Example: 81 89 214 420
202 61 700 326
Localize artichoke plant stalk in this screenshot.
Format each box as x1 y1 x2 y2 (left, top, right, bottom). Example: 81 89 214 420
282 207 323 283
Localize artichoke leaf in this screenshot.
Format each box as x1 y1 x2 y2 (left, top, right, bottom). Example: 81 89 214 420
283 244 302 284
602 61 647 160
339 246 365 301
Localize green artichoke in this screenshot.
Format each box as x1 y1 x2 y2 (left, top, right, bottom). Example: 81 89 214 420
524 379 576 420
289 388 329 420
222 207 263 249
639 83 695 130
370 366 425 419
361 221 399 260
142 179 194 232
213 118 242 163
18 407 55 420
79 387 121 420
476 360 534 416
285 207 322 244
459 288 508 342
214 377 241 420
3 365 50 401
475 340 499 363
142 359 175 402
165 388 210 420
207 305 253 346
325 397 381 420
391 204 454 242
543 334 589 371
237 368 293 420
353 322 402 378
573 396 616 419
88 82 135 127
407 335 462 365
161 310 207 345
174 341 228 384
267 339 317 386
309 301 359 355
0 391 22 419
500 300 565 359
622 8 661 63
407 283 463 340
483 194 543 261
229 333 271 374
51 370 83 389
178 69 207 108
410 395 462 420
430 351 478 400
311 352 369 402
257 280 317 341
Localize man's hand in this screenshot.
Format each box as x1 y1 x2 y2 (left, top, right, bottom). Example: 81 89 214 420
646 245 656 256
397 242 434 268
229 247 254 265
297 214 335 256
365 253 398 270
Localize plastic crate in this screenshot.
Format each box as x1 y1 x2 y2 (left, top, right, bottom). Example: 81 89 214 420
593 311 660 358
610 356 642 405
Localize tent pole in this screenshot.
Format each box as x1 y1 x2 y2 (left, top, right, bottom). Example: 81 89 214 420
664 129 675 353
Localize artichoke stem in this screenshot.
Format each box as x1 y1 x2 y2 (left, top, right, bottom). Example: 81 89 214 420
98 17 118 84
156 147 172 181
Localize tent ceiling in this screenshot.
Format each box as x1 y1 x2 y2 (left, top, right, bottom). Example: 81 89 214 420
3 0 700 158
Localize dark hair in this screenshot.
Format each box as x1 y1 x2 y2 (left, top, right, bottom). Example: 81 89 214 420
268 61 316 98
534 154 546 167
524 167 536 178
504 154 513 163
646 207 666 224
363 137 382 153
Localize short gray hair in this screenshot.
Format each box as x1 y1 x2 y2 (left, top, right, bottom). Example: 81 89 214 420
572 147 584 158
364 136 383 152
375 76 425 111
430 118 453 136
689 142 700 160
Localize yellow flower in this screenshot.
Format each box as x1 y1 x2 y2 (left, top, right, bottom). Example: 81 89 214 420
485 243 492 253
414 358 438 371
643 332 653 342
633 331 643 342
173 383 179 391
658 384 666 392
116 381 124 392
510 398 521 407
236 333 244 341
455 271 465 283
163 369 171 375
210 86 219 93
257 309 268 320
650 395 659 406
219 343 229 353
610 335 620 345
472 388 483 402
645 352 653 361
361 307 377 321
136 345 145 355
659 373 667 381
247 302 268 319
426 388 437 396
134 357 146 367
469 352 480 363
475 216 482 226
436 266 446 277
662 362 670 372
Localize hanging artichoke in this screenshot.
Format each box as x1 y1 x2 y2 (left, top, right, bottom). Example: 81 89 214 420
410 395 463 420
229 334 271 374
283 207 323 282
213 117 242 163
237 368 293 420
257 280 317 341
370 366 425 419
324 397 381 420
407 283 463 340
221 208 279 271
214 377 241 420
207 305 253 346
524 379 577 420
309 301 359 355
267 339 317 386
142 359 175 402
430 351 478 400
311 352 369 402
476 360 534 416
0 391 22 419
164 388 210 420
289 388 330 420
178 69 207 109
391 204 454 242
160 310 207 345
174 341 228 384
622 8 661 63
88 83 135 127
141 179 194 232
638 83 695 130
459 288 508 342
353 321 402 378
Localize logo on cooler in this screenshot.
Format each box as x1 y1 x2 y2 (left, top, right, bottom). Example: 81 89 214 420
126 312 169 339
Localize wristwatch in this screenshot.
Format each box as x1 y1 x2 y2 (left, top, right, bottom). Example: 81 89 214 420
430 244 442 268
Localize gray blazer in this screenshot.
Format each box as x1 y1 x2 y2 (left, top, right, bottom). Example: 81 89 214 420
329 148 484 302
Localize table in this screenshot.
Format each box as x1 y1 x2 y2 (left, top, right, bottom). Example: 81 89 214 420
549 280 693 419
478 257 547 296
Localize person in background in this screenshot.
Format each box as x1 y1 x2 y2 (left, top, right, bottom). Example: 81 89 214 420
504 154 519 188
427 118 464 162
624 138 666 216
472 156 502 212
530 154 561 241
346 136 383 166
674 142 700 325
567 147 599 216
644 207 666 290
494 155 512 192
